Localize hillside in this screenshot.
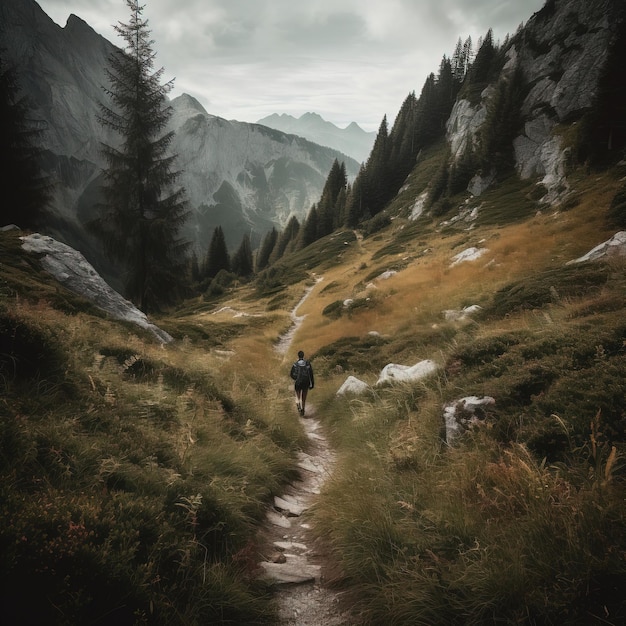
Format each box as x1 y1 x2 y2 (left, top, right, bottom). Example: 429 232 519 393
2 144 626 622
2 0 626 622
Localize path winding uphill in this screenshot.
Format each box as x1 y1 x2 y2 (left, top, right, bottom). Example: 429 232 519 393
257 280 356 625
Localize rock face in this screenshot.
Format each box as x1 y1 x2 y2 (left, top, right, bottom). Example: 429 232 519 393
20 234 172 343
567 231 626 264
169 95 359 250
446 0 619 204
0 0 359 260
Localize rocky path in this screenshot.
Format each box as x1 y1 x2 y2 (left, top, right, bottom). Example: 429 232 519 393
258 278 356 625
256 408 355 625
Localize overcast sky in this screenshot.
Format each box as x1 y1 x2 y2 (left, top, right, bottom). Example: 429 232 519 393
36 0 545 132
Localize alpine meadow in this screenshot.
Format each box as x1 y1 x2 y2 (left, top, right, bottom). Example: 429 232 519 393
1 0 626 624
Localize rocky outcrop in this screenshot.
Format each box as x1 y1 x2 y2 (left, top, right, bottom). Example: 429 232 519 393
20 233 172 343
446 0 619 205
567 231 626 264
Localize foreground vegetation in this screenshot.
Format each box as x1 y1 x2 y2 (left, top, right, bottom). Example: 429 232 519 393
0 231 308 624
2 158 626 624
300 163 626 625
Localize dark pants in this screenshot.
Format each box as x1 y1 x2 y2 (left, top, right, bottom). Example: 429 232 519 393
295 385 308 411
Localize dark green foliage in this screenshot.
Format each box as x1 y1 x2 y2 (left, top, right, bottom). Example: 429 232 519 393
0 51 51 229
0 310 68 392
231 233 254 277
313 334 389 374
575 3 626 166
479 66 526 171
346 53 464 228
606 183 626 228
255 227 278 271
90 1 190 313
361 212 392 237
447 141 478 196
301 205 320 247
469 29 496 85
484 264 610 318
203 225 231 279
316 159 348 237
271 215 300 262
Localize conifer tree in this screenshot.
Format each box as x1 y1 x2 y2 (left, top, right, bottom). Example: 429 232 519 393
480 65 525 170
0 51 51 228
362 115 390 216
231 233 253 277
345 165 366 227
301 205 319 247
271 216 300 263
256 227 278 271
469 29 496 85
91 0 189 312
204 225 230 278
317 159 348 237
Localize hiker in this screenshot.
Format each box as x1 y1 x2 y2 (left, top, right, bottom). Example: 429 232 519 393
290 350 314 416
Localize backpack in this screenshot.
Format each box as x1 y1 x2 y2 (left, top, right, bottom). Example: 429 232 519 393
294 360 311 388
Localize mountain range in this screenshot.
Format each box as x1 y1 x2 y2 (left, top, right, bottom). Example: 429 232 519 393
0 0 360 273
256 112 375 163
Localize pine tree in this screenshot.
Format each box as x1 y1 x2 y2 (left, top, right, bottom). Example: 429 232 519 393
480 65 525 171
256 227 278 271
0 51 51 228
363 115 390 216
317 159 348 237
469 29 496 85
271 216 300 263
301 206 319 247
204 225 230 278
90 0 189 313
231 233 253 277
345 165 366 227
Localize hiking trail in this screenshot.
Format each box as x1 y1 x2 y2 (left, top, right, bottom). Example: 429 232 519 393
257 278 356 625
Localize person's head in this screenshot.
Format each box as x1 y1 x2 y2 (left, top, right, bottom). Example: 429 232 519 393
298 350 304 359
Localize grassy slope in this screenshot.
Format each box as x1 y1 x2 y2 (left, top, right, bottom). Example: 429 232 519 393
1 155 625 623
295 163 626 624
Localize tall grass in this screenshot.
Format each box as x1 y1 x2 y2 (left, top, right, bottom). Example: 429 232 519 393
0 292 299 624
300 181 626 624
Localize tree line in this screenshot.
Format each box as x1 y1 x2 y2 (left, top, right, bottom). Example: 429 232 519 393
4 0 625 314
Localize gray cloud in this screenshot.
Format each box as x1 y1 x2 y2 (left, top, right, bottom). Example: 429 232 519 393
37 0 544 131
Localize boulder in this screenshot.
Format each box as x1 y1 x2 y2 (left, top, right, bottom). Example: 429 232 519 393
443 396 495 444
336 375 370 396
450 247 489 267
376 360 438 386
567 232 626 264
20 233 172 343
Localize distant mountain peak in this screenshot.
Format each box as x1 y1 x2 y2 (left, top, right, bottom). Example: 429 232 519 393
256 112 375 162
172 93 209 115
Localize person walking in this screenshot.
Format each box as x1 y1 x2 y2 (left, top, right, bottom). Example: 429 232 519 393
290 350 314 416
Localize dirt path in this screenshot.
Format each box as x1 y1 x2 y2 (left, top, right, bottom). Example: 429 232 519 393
257 279 357 625
274 277 323 356
257 408 355 625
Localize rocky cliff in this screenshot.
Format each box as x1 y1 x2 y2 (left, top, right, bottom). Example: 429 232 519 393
446 0 619 204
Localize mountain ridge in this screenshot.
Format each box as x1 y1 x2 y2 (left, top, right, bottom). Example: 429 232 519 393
257 111 375 163
0 0 360 267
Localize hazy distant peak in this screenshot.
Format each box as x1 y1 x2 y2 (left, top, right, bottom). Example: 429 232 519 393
256 112 375 162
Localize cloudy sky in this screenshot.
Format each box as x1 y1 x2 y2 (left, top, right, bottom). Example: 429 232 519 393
37 0 544 131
